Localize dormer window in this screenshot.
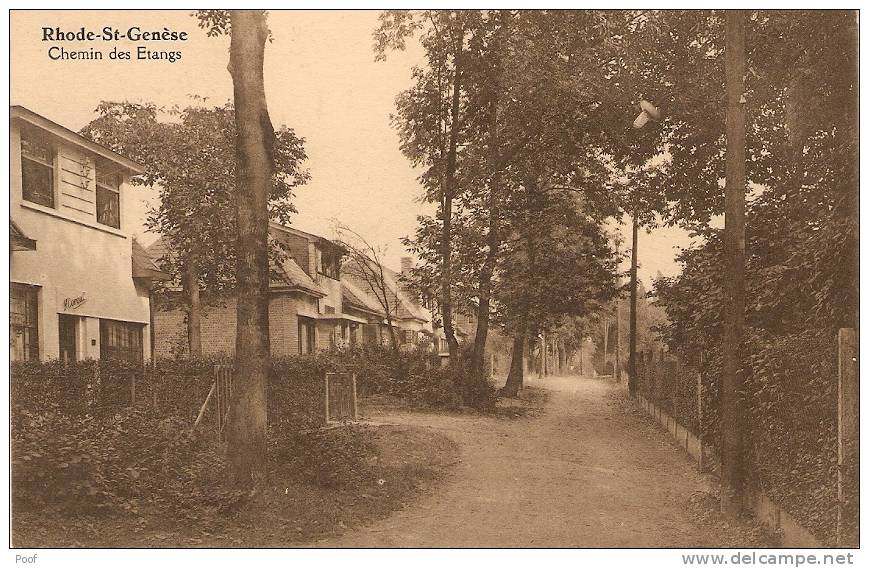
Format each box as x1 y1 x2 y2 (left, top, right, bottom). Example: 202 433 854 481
96 169 121 229
320 248 340 280
21 134 55 208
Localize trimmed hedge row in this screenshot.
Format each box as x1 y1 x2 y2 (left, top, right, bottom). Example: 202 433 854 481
636 330 844 544
11 346 489 520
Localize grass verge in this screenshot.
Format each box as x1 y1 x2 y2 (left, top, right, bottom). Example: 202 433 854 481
12 424 459 548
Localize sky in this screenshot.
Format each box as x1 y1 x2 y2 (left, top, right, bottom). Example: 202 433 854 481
10 9 694 288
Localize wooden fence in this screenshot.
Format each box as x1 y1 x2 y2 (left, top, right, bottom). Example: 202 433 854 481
193 363 234 442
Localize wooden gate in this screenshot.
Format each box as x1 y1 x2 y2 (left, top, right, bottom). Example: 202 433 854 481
325 372 358 423
193 362 234 442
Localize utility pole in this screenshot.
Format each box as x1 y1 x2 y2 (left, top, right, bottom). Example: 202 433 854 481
721 9 747 519
626 99 658 397
628 212 639 397
602 316 609 375
614 239 622 382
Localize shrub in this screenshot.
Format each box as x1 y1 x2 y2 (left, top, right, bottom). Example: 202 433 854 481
273 425 377 488
648 330 842 544
11 406 241 521
11 359 95 415
269 355 337 436
12 409 112 513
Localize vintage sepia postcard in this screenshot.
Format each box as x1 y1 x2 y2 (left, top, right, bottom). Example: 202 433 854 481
6 6 861 563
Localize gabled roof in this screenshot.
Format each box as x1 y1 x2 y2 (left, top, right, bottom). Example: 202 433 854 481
342 256 430 324
132 239 170 280
380 264 430 322
269 221 345 252
144 235 325 297
341 280 385 317
10 221 36 251
11 105 144 174
272 255 326 297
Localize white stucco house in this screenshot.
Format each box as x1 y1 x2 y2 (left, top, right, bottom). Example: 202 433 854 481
10 105 166 362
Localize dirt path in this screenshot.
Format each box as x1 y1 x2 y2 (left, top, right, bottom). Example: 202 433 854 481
318 375 762 548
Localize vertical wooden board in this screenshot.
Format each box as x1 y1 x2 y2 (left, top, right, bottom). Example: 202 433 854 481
837 328 858 546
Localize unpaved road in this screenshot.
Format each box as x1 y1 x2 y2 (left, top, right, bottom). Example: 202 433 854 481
319 375 762 548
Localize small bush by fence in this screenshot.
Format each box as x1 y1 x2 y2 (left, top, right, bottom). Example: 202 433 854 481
634 329 857 546
11 346 491 521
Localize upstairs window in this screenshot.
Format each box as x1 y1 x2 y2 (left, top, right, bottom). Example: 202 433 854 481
21 134 55 208
96 170 121 229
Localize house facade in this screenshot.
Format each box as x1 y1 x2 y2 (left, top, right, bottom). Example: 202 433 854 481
150 223 373 358
149 222 452 358
10 106 165 363
341 255 437 351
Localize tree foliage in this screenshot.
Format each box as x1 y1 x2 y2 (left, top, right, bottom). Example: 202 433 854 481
81 100 310 298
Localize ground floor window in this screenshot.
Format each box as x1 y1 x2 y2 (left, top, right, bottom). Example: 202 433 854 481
99 319 144 362
404 329 417 345
10 283 39 361
298 317 316 354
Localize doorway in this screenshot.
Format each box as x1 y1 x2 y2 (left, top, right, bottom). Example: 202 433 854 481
58 314 78 363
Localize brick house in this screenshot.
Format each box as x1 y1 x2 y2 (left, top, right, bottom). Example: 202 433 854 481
341 255 437 350
149 223 377 358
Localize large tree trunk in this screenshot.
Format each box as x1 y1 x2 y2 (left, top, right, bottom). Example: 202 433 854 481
225 9 273 490
184 260 202 358
721 10 747 519
500 328 526 398
441 24 463 364
557 338 566 374
500 302 529 398
469 12 511 397
469 117 502 388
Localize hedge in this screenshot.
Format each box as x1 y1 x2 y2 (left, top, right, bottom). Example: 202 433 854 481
11 346 491 520
636 330 846 544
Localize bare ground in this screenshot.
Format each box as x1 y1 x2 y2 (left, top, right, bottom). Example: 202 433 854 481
318 375 772 548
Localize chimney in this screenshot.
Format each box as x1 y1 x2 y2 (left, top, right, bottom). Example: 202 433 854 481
401 256 413 275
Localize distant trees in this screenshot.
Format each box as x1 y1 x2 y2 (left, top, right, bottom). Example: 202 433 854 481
380 10 631 403
497 179 618 397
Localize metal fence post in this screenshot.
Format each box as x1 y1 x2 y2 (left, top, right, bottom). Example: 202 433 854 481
697 368 704 473
324 373 331 423
837 328 858 546
351 373 358 421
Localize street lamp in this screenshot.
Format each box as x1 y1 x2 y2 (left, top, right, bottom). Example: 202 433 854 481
626 99 659 397
633 99 662 129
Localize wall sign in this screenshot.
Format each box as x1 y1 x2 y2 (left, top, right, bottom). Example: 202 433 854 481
63 295 87 311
